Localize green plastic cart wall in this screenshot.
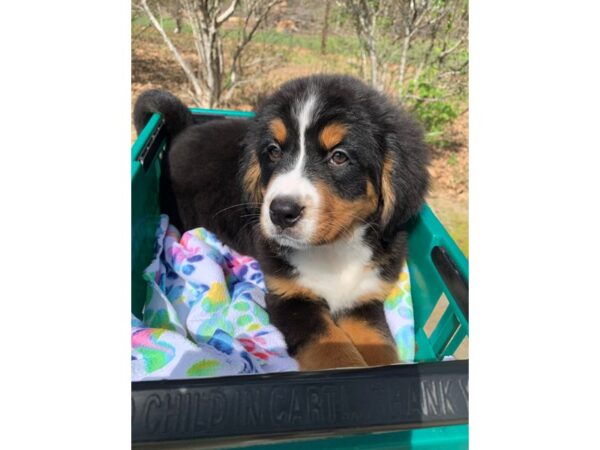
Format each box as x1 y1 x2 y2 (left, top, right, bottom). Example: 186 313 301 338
131 108 469 449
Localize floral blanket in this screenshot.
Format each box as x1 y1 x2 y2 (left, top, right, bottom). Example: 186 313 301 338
131 215 415 381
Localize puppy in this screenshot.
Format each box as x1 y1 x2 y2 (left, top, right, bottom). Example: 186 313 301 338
134 75 429 370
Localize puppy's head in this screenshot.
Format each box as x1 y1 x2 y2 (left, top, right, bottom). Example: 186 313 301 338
241 75 429 248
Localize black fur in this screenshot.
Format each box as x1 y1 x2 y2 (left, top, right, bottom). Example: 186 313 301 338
133 75 430 365
335 300 395 345
159 119 256 254
134 89 193 137
265 295 329 356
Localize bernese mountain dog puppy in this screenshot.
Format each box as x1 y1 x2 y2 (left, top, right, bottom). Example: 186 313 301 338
134 75 429 371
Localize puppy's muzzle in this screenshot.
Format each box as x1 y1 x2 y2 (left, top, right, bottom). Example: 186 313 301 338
269 196 305 229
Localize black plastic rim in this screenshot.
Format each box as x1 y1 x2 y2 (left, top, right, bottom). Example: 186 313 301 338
132 360 468 444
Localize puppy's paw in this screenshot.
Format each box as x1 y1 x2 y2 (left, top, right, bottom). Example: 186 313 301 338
295 338 368 371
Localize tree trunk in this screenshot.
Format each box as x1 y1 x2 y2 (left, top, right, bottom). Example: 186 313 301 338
321 0 331 55
359 47 367 80
141 0 204 102
144 0 272 108
367 31 378 89
368 13 380 90
189 4 225 108
369 44 378 88
197 23 222 107
398 31 411 100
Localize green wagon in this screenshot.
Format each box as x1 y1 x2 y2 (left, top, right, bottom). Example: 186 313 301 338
131 108 469 449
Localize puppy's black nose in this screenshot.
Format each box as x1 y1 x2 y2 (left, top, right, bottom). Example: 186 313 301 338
269 197 304 229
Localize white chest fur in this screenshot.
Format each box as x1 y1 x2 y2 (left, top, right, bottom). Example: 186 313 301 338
288 227 383 314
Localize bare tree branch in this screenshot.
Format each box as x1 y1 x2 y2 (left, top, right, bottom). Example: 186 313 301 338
140 0 204 101
216 0 240 25
228 0 283 86
438 36 466 63
345 0 382 89
344 0 467 108
139 0 278 107
321 0 332 55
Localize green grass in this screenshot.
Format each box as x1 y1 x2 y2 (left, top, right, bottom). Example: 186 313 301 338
248 29 362 57
133 16 361 57
449 214 469 257
133 15 194 34
428 197 469 257
133 14 467 72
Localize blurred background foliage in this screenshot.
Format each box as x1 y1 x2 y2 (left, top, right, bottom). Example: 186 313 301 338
132 0 468 254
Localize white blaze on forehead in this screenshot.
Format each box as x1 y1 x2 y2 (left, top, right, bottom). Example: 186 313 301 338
261 92 321 245
265 93 320 201
295 93 318 174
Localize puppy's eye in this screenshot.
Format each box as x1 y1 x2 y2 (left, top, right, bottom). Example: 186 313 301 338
267 143 283 162
329 150 349 166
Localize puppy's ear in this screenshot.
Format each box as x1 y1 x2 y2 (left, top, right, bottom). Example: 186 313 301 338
379 118 430 239
240 149 263 204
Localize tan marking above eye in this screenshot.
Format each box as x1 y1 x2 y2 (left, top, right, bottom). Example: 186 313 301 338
319 122 347 151
269 118 287 145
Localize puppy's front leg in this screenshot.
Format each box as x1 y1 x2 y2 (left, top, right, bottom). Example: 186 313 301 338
336 300 400 367
266 294 367 371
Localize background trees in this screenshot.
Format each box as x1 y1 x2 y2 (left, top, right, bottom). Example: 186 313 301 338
132 0 470 253
136 0 283 107
134 1 468 136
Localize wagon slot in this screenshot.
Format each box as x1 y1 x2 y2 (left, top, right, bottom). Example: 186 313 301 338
137 116 167 172
431 246 469 320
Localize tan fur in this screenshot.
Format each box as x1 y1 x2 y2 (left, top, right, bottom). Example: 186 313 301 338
313 180 378 244
380 154 396 226
265 275 320 300
337 315 400 366
295 315 367 370
319 122 347 150
243 152 262 203
269 118 287 144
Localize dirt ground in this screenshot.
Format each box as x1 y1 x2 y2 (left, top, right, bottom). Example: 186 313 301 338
426 112 469 256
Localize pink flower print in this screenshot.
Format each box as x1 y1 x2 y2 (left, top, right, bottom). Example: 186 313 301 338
238 337 270 360
169 247 186 268
238 337 255 352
